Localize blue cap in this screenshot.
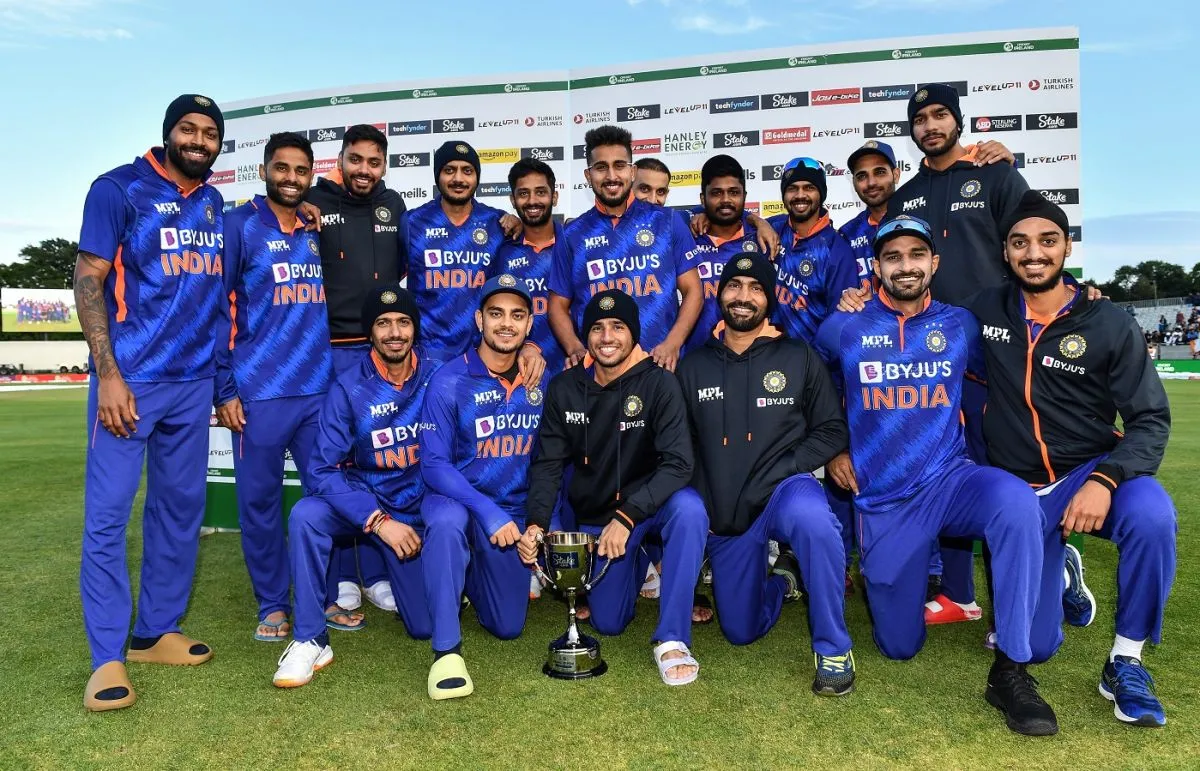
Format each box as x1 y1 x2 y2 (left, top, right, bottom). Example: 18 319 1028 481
846 140 896 171
873 215 936 254
479 273 532 310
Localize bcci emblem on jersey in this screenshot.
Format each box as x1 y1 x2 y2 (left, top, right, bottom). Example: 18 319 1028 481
926 328 947 353
375 206 391 223
527 387 544 406
960 180 982 199
307 239 319 255
741 240 758 252
798 259 815 277
623 395 643 417
472 227 489 245
1060 334 1087 359
205 204 216 224
763 370 787 393
635 229 655 247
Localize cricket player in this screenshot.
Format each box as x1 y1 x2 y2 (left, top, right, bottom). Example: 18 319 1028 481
76 94 227 711
548 126 702 372
418 275 550 699
273 286 439 687
521 290 709 685
215 132 332 642
814 216 1058 736
676 253 855 696
972 192 1176 727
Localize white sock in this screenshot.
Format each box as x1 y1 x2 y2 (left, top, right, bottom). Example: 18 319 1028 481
1111 635 1145 663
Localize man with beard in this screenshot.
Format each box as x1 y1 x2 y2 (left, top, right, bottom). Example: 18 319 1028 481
968 192 1175 727
549 126 702 372
214 132 332 643
75 94 227 711
417 276 550 699
398 142 535 367
273 286 438 688
496 158 565 374
306 124 407 623
815 216 1058 736
521 290 708 686
676 253 855 696
766 158 859 345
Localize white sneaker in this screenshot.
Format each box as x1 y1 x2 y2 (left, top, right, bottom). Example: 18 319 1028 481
529 571 543 600
273 640 333 688
363 580 396 612
337 581 362 611
767 540 781 568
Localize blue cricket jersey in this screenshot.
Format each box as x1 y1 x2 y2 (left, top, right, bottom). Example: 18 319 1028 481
419 347 549 535
836 208 881 287
684 224 762 352
77 148 225 382
495 225 565 374
767 211 860 345
215 196 332 404
308 349 441 527
398 197 506 361
552 197 698 351
813 295 986 515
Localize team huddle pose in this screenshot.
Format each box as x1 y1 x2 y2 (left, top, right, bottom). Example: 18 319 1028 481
74 86 1176 737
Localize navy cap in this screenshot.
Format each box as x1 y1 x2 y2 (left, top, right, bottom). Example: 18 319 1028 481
846 140 897 172
873 215 936 254
479 273 532 310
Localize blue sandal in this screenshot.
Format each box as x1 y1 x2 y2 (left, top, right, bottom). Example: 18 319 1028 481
254 616 291 642
325 606 367 632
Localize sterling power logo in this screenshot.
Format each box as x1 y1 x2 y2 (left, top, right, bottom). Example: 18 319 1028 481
972 115 1022 132
618 104 661 121
710 95 760 113
811 88 861 105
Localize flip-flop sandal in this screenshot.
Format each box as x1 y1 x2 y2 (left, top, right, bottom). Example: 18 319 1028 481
653 640 700 687
691 593 714 625
325 606 367 632
640 563 661 599
254 617 291 642
428 653 474 700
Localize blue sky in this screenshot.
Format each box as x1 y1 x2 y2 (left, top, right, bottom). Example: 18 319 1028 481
0 0 1194 280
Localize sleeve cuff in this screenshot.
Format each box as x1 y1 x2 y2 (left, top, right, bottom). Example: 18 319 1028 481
1088 463 1123 493
608 508 636 532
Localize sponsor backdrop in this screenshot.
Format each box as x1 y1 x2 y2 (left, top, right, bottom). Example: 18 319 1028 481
213 27 1081 272
1 287 81 333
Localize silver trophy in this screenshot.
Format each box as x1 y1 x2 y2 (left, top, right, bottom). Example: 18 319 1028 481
534 531 612 679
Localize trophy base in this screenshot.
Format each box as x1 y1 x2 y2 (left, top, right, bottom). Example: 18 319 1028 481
543 632 608 679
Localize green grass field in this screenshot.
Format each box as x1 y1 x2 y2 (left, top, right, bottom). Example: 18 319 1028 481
1 385 1196 770
1 308 81 334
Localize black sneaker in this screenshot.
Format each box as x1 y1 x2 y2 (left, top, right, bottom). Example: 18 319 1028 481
926 573 943 603
770 551 805 602
813 650 855 697
985 660 1059 736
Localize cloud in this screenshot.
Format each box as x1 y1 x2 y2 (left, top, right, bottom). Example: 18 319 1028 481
1082 30 1189 55
675 13 771 34
0 0 136 44
851 0 1002 7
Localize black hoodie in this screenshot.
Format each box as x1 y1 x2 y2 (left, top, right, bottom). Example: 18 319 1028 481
305 174 407 344
676 326 848 536
526 351 693 532
886 145 1029 306
968 280 1171 490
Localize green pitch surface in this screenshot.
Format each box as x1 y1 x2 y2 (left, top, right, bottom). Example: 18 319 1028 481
1 386 1196 769
1 308 82 333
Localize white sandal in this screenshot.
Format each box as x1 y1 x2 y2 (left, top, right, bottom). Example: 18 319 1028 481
640 563 661 599
653 640 699 686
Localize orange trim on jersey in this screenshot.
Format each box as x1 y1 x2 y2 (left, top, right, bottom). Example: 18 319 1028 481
920 144 980 169
1091 471 1118 489
878 291 930 351
227 290 238 351
712 319 783 340
595 190 635 226
143 150 202 197
332 335 368 344
112 245 128 322
523 235 556 253
494 371 526 401
371 349 419 388
791 213 831 245
708 226 746 248
867 212 883 227
1024 325 1057 483
252 197 304 234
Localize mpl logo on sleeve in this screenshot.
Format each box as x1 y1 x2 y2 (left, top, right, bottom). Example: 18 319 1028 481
1027 113 1079 130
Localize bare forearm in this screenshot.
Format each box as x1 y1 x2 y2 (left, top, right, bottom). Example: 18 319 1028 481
74 256 119 378
667 282 703 346
548 298 584 353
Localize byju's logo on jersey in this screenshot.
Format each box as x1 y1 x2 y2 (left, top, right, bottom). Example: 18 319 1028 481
586 259 606 280
475 416 495 438
271 263 291 283
859 361 884 384
371 428 395 449
424 249 443 267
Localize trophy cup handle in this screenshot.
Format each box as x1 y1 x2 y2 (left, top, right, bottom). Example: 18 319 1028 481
584 553 613 592
534 530 557 590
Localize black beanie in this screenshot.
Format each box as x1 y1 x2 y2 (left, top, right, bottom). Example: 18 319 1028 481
907 83 963 140
361 284 420 341
434 141 481 182
779 160 827 204
581 289 640 347
1000 190 1072 240
163 94 224 144
717 251 778 317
